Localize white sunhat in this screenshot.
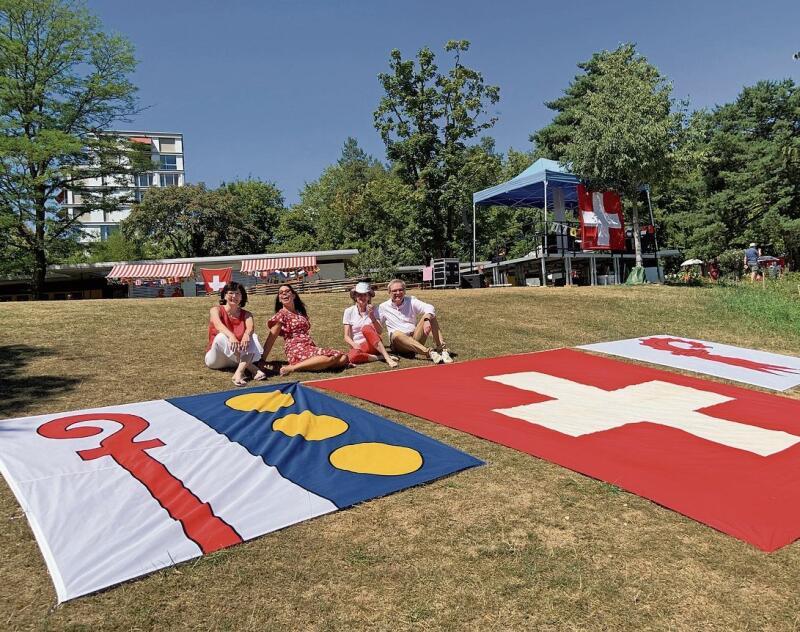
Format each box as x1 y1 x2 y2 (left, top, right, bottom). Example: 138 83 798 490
351 282 374 297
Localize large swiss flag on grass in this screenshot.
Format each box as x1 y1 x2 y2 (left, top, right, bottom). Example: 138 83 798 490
314 349 800 552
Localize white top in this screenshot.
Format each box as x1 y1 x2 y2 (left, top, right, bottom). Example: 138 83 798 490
342 304 374 346
377 296 435 335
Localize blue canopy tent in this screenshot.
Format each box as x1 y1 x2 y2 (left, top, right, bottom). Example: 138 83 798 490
471 158 581 280
473 158 579 208
471 158 659 284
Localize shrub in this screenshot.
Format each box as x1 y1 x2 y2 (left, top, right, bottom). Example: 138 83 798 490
716 249 744 279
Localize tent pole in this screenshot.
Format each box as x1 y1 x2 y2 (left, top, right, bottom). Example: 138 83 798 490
565 252 572 286
540 180 548 285
472 203 476 272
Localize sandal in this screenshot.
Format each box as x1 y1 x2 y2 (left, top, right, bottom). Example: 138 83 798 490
232 375 248 387
253 370 267 382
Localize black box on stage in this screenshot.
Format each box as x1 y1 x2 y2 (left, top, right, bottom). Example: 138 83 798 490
460 273 484 289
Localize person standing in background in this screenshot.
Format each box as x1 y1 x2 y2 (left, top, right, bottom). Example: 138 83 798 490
743 243 761 282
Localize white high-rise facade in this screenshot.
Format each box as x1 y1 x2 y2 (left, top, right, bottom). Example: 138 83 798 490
64 131 185 241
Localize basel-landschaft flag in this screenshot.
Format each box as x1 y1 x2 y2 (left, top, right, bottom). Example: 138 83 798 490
0 383 481 602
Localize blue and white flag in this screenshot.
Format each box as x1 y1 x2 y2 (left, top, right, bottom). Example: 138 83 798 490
0 383 481 602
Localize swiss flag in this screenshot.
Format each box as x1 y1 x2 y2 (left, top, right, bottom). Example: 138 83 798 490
314 349 800 551
200 267 232 294
577 184 625 250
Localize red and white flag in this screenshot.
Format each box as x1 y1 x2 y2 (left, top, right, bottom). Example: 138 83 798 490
577 184 625 250
200 267 232 294
315 349 800 551
580 335 800 391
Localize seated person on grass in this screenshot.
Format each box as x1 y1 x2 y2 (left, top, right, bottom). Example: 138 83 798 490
261 284 349 377
205 282 266 386
376 279 453 364
343 282 398 368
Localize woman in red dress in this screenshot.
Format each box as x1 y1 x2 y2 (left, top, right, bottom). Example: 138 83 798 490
261 284 348 376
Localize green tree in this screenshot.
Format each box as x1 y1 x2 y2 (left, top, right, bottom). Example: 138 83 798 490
86 228 143 263
0 0 142 296
123 180 286 258
474 146 542 260
649 110 714 258
218 178 284 253
374 40 500 260
533 44 681 269
122 184 227 258
276 138 420 271
698 80 800 256
654 80 800 266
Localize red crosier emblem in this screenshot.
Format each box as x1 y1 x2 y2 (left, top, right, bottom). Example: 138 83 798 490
639 337 799 375
37 412 243 554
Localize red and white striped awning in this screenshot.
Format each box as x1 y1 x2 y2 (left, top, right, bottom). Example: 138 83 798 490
240 256 317 274
106 263 194 280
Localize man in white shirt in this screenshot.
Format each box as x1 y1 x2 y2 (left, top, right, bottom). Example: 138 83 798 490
376 279 453 364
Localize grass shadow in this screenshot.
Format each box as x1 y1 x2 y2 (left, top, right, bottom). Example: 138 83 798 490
0 345 81 418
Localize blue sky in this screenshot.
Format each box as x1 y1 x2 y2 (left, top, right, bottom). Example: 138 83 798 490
89 0 800 204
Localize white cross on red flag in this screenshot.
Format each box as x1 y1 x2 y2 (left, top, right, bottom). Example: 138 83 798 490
577 184 625 250
200 267 232 294
315 349 800 551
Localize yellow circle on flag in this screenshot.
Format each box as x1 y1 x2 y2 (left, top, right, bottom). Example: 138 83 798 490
225 391 295 412
272 411 349 441
329 443 423 476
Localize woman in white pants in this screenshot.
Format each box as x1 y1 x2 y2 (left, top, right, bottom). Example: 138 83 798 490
205 282 266 386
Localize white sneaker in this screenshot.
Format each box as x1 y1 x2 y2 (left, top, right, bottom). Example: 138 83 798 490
440 348 454 364
429 349 443 364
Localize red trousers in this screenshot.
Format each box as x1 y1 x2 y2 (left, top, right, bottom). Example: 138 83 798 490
347 325 382 364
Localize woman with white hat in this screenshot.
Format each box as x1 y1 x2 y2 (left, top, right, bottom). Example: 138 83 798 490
343 282 399 368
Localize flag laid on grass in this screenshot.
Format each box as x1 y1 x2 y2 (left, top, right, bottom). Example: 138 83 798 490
579 335 800 391
314 349 800 552
0 383 481 602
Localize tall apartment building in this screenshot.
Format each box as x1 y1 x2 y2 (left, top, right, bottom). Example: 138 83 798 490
63 131 185 241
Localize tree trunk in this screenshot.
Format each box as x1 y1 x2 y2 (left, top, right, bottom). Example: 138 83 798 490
630 193 643 268
31 198 48 299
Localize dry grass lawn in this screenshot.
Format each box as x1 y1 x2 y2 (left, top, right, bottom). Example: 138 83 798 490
1 284 800 631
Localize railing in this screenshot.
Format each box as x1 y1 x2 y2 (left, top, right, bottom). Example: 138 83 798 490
247 276 423 296
529 221 658 256
247 276 369 296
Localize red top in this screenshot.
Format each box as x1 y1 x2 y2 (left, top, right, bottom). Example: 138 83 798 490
207 305 250 352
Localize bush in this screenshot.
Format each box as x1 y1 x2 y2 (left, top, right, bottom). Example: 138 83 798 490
715 249 744 280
